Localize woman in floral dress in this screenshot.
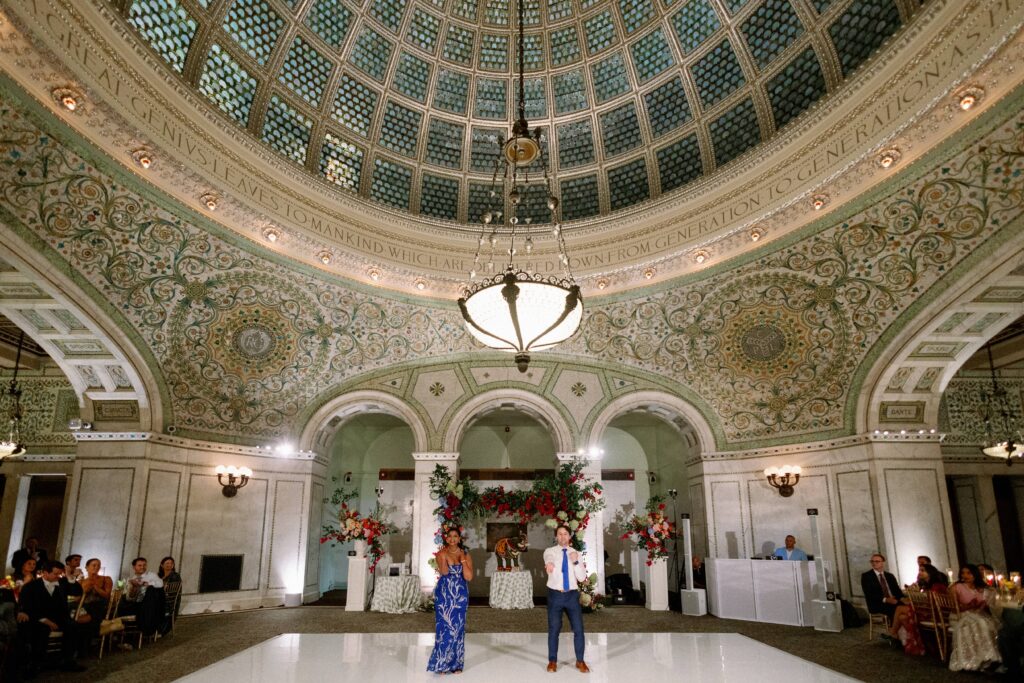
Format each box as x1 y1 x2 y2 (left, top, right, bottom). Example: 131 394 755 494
427 527 473 674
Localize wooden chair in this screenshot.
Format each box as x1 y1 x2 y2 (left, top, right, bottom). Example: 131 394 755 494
160 580 182 639
46 594 85 656
907 590 940 657
867 611 890 640
117 589 146 652
931 589 961 662
98 589 123 659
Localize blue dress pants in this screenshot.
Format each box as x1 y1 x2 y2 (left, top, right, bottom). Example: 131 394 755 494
547 588 585 662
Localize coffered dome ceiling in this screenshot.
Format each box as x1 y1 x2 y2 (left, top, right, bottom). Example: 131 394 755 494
116 0 907 223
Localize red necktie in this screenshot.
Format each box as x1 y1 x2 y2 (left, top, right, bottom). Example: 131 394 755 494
879 573 891 598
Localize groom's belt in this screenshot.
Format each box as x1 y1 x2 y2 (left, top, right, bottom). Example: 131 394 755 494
547 587 578 593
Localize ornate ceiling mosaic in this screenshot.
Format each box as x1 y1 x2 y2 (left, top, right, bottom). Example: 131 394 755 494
1 81 1022 447
107 0 913 223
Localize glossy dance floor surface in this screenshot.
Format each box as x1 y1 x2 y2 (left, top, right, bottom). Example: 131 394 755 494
174 632 858 682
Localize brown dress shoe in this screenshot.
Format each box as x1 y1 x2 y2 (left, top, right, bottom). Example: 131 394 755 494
547 661 557 673
575 661 590 673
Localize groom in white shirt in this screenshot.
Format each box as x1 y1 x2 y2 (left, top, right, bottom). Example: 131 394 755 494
543 524 590 673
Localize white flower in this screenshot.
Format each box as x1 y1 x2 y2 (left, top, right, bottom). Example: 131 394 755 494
569 520 580 530
557 511 568 521
545 518 558 528
576 510 585 519
580 593 592 607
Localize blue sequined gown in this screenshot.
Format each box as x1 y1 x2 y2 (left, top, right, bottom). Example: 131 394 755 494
427 563 468 673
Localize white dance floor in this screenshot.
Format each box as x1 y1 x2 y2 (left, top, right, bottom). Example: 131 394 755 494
174 632 857 682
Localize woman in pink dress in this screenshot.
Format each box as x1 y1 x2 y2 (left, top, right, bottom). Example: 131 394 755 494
948 564 1001 671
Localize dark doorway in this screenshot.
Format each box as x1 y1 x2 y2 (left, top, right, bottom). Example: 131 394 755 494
23 476 67 556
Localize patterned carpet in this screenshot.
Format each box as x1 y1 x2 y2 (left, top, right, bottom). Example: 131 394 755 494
32 604 993 682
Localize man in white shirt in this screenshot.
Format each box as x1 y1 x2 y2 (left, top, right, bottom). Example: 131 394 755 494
773 535 809 561
543 524 590 673
120 557 164 637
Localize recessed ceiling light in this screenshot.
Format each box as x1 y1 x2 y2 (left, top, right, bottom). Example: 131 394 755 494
692 250 709 264
876 148 901 169
596 278 608 290
131 148 154 169
200 193 219 210
642 267 655 280
414 278 427 290
811 194 829 211
318 251 333 265
955 86 984 111
367 267 382 282
262 227 281 243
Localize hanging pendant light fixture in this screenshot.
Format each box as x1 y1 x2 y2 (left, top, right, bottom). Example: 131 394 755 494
0 330 27 460
458 0 583 373
979 342 1022 465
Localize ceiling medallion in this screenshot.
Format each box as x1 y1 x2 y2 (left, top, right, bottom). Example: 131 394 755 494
692 249 710 264
748 226 765 242
131 147 154 170
457 2 581 374
955 85 985 111
876 148 902 169
367 267 382 282
262 227 281 243
200 192 219 210
811 194 830 211
51 86 83 112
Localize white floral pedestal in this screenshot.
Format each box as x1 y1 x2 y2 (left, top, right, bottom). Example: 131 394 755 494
346 556 373 611
644 557 669 611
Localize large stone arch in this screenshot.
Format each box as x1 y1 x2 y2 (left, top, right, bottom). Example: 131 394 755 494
586 390 716 455
859 230 1024 433
442 388 575 454
298 389 429 454
0 231 162 430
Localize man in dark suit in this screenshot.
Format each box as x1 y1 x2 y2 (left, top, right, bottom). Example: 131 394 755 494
16 560 86 675
10 537 48 574
860 553 909 643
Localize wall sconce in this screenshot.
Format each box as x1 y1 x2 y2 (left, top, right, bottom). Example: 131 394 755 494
215 465 252 497
764 465 801 497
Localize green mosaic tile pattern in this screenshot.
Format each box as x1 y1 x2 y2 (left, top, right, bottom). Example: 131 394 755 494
278 37 333 107
548 0 574 22
222 0 284 66
370 158 413 209
453 0 478 21
262 94 312 163
549 26 582 66
557 119 595 168
671 0 721 55
812 0 836 11
520 34 546 72
829 0 902 77
691 39 745 107
470 127 503 171
319 133 363 191
741 0 805 69
591 53 630 103
584 11 618 54
709 97 760 166
433 69 470 114
393 52 432 103
767 47 826 130
407 9 442 53
480 34 509 71
607 157 649 210
644 76 691 137
516 183 553 225
370 0 406 32
724 0 751 12
524 78 548 119
559 174 600 221
485 0 509 26
552 69 588 115
475 79 508 119
425 117 465 168
657 133 702 191
128 0 197 74
349 27 394 81
332 74 379 135
600 102 643 157
420 174 460 219
198 43 257 126
379 101 422 157
467 181 495 224
523 0 542 26
443 24 475 64
630 28 675 83
304 0 352 50
619 0 656 34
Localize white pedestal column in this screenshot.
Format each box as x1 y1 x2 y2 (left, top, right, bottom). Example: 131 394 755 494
411 452 459 591
644 556 669 611
556 453 604 592
345 557 372 611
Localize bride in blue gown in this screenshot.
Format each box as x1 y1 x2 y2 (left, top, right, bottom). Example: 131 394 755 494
427 527 473 674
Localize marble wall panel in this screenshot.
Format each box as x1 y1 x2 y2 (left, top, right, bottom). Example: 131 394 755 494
70 467 134 577
689 482 707 558
746 474 834 564
710 481 744 559
181 474 269 594
882 467 952 585
952 478 985 565
305 480 324 590
836 470 879 599
138 469 181 565
268 480 305 591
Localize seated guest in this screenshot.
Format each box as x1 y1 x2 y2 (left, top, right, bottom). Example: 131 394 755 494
10 538 48 575
60 554 84 598
78 558 113 626
949 564 1001 671
773 535 808 561
118 557 163 636
977 563 996 586
860 553 912 644
916 555 931 568
916 563 949 592
157 556 182 633
691 555 706 589
15 560 86 674
14 557 37 600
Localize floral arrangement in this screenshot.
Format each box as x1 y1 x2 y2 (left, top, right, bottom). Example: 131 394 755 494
321 486 397 572
578 572 605 612
621 497 675 565
0 575 15 593
429 460 605 552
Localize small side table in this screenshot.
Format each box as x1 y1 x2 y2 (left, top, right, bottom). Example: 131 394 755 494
370 575 422 614
489 571 534 609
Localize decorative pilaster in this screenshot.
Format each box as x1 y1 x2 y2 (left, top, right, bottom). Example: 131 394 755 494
411 452 459 591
